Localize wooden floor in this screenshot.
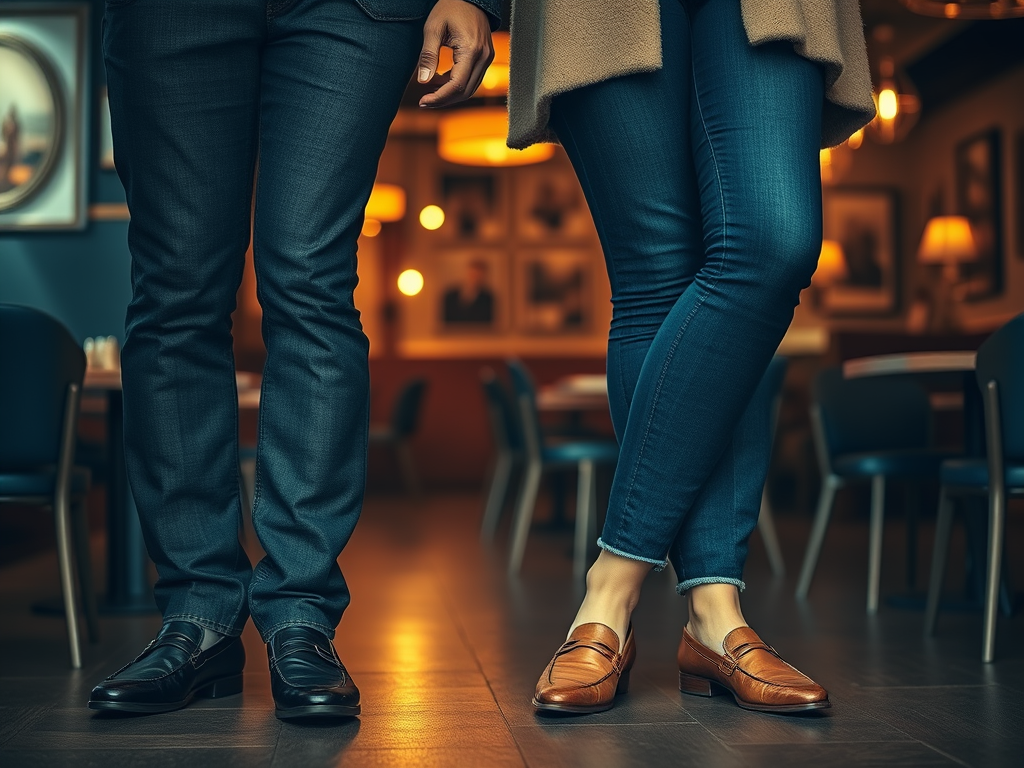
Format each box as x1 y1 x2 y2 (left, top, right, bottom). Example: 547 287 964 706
0 490 1022 767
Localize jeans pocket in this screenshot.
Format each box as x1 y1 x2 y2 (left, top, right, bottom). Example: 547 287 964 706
355 0 434 21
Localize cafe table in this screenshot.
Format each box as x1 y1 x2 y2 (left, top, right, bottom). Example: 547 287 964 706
82 368 261 613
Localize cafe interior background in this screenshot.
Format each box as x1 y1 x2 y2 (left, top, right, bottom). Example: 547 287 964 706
2 0 1024 565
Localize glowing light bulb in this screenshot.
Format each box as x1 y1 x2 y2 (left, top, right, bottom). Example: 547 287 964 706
878 88 899 121
847 128 864 150
361 218 382 237
419 205 445 230
397 269 424 297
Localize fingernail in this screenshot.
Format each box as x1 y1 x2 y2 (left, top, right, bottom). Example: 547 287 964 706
418 67 431 83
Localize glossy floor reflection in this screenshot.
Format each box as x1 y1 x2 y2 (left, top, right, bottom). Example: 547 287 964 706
0 491 1022 767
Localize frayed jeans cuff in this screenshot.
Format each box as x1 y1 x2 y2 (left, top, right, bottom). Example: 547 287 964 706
675 576 746 595
597 538 669 572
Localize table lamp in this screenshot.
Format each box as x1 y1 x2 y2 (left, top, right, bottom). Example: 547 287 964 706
918 215 978 331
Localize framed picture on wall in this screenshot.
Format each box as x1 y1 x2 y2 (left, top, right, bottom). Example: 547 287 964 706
955 128 1003 300
0 3 89 231
514 249 593 334
819 187 900 316
436 169 508 242
513 160 592 242
436 248 509 334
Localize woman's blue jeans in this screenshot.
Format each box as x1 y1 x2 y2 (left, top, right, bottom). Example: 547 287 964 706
103 0 424 640
549 0 824 592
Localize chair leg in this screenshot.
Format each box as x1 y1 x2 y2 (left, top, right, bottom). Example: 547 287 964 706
481 453 513 543
395 440 422 496
795 477 840 599
54 492 83 669
508 461 543 575
757 487 785 577
70 497 99 643
574 460 596 583
867 475 886 614
904 484 919 590
982 486 1006 663
924 487 954 637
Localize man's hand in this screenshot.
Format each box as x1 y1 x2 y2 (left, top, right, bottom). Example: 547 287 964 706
417 0 494 108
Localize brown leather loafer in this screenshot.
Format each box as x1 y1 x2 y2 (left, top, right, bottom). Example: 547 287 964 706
677 626 829 713
532 623 635 714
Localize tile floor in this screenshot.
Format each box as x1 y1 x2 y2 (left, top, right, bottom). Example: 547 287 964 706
0 491 1021 767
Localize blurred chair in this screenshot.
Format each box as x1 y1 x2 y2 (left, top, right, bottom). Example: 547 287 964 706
505 359 618 580
479 368 524 542
369 377 428 495
796 367 954 612
0 304 99 668
925 313 1024 662
755 356 789 578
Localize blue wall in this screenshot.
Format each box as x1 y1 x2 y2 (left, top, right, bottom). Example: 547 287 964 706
0 0 131 343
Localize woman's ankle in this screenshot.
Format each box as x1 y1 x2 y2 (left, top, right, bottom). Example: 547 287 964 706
685 583 747 654
566 551 649 645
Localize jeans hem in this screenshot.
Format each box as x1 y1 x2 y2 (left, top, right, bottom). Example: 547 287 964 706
675 577 746 595
259 619 337 644
597 538 669 572
162 613 246 637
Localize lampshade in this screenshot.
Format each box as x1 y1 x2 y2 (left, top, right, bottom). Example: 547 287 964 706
812 240 848 286
918 216 978 264
900 0 1024 18
438 107 555 167
365 183 406 222
437 32 510 97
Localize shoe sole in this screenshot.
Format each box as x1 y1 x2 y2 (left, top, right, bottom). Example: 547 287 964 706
531 671 630 716
679 671 830 714
275 704 361 720
88 673 244 714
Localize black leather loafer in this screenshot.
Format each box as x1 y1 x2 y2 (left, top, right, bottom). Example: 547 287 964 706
89 621 245 714
268 626 360 720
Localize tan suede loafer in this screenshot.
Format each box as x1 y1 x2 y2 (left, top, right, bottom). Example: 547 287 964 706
533 623 635 714
677 626 829 713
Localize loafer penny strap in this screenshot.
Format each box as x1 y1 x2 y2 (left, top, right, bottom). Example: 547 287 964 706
553 639 619 665
721 640 779 674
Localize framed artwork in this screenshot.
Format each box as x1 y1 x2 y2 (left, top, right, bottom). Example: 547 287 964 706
514 250 593 334
955 128 1003 300
819 187 900 316
0 3 89 230
436 248 509 334
513 160 592 242
98 88 114 170
436 169 507 241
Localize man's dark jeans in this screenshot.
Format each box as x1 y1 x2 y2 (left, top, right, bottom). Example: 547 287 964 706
103 0 423 640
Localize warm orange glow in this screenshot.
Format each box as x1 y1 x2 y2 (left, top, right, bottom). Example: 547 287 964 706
878 88 899 121
365 183 406 222
918 216 978 264
813 240 848 286
438 107 555 167
847 128 865 150
944 3 960 17
397 269 424 296
7 165 32 185
419 205 445 230
361 218 382 237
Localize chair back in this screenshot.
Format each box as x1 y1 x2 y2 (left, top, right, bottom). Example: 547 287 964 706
505 359 544 461
813 367 933 463
0 304 86 469
976 312 1024 462
759 356 789 434
389 378 428 438
479 368 522 453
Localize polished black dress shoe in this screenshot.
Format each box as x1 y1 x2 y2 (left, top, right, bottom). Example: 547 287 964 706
268 626 360 720
88 621 244 714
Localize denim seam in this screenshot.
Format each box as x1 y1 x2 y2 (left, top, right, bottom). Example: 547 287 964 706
163 613 244 636
675 577 746 595
262 619 336 642
597 538 668 571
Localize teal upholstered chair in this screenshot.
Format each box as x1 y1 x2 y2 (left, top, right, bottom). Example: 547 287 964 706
369 378 429 495
925 313 1024 662
0 304 99 668
479 367 524 542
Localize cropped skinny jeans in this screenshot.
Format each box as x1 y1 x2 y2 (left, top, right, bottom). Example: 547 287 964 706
549 0 824 591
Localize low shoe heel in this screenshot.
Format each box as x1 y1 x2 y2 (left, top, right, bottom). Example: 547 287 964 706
199 674 243 699
616 668 631 695
678 671 714 697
